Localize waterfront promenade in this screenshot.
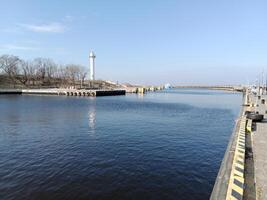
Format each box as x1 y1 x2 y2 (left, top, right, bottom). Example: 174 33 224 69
211 88 267 200
249 93 267 199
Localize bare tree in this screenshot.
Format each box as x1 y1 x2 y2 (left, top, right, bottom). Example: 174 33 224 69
65 64 81 87
0 55 21 86
18 61 31 86
45 59 57 81
32 58 57 85
0 54 89 89
78 66 87 88
32 58 46 84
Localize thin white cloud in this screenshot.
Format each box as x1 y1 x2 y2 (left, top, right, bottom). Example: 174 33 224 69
19 22 65 33
1 44 39 51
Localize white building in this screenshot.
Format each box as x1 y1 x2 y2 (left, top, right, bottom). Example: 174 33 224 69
89 51 96 80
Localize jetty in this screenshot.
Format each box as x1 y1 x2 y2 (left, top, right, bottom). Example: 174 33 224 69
0 88 126 97
174 85 244 92
210 87 267 200
124 86 164 94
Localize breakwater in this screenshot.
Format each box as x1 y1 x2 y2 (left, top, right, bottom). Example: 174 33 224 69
125 86 164 93
0 88 126 97
174 86 244 92
0 89 22 94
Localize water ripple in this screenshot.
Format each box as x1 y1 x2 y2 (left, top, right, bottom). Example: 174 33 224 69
0 89 241 200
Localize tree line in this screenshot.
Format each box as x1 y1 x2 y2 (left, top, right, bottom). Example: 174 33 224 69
0 54 88 88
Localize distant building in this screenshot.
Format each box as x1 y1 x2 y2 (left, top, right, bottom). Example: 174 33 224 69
164 83 171 89
89 51 96 80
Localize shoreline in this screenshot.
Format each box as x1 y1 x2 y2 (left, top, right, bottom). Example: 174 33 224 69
210 93 245 199
173 86 244 92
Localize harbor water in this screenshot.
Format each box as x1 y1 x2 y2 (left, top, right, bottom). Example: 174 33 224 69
0 89 241 200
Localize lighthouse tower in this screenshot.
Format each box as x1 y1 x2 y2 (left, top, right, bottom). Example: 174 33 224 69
89 51 96 80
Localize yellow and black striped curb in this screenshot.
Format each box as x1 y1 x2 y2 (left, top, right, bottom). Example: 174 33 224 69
246 119 252 133
226 117 247 200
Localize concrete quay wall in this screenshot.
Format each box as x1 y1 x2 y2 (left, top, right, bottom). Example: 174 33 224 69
0 89 126 97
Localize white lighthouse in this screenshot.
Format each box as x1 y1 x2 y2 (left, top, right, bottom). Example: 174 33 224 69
89 51 96 80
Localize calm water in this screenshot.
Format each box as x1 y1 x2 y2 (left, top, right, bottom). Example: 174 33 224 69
0 89 241 200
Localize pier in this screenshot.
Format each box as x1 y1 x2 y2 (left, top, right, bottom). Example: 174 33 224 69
0 83 166 97
124 86 164 94
174 85 244 92
0 88 126 97
211 88 267 200
247 91 267 199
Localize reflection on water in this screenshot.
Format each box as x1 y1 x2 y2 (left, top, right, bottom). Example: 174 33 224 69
88 103 96 134
137 93 144 99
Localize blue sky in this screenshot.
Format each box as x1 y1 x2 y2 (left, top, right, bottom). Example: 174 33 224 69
0 0 266 85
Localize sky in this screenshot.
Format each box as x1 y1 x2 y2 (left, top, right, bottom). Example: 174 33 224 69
0 0 267 85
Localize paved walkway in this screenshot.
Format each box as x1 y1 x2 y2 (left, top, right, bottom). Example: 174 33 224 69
250 94 267 200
